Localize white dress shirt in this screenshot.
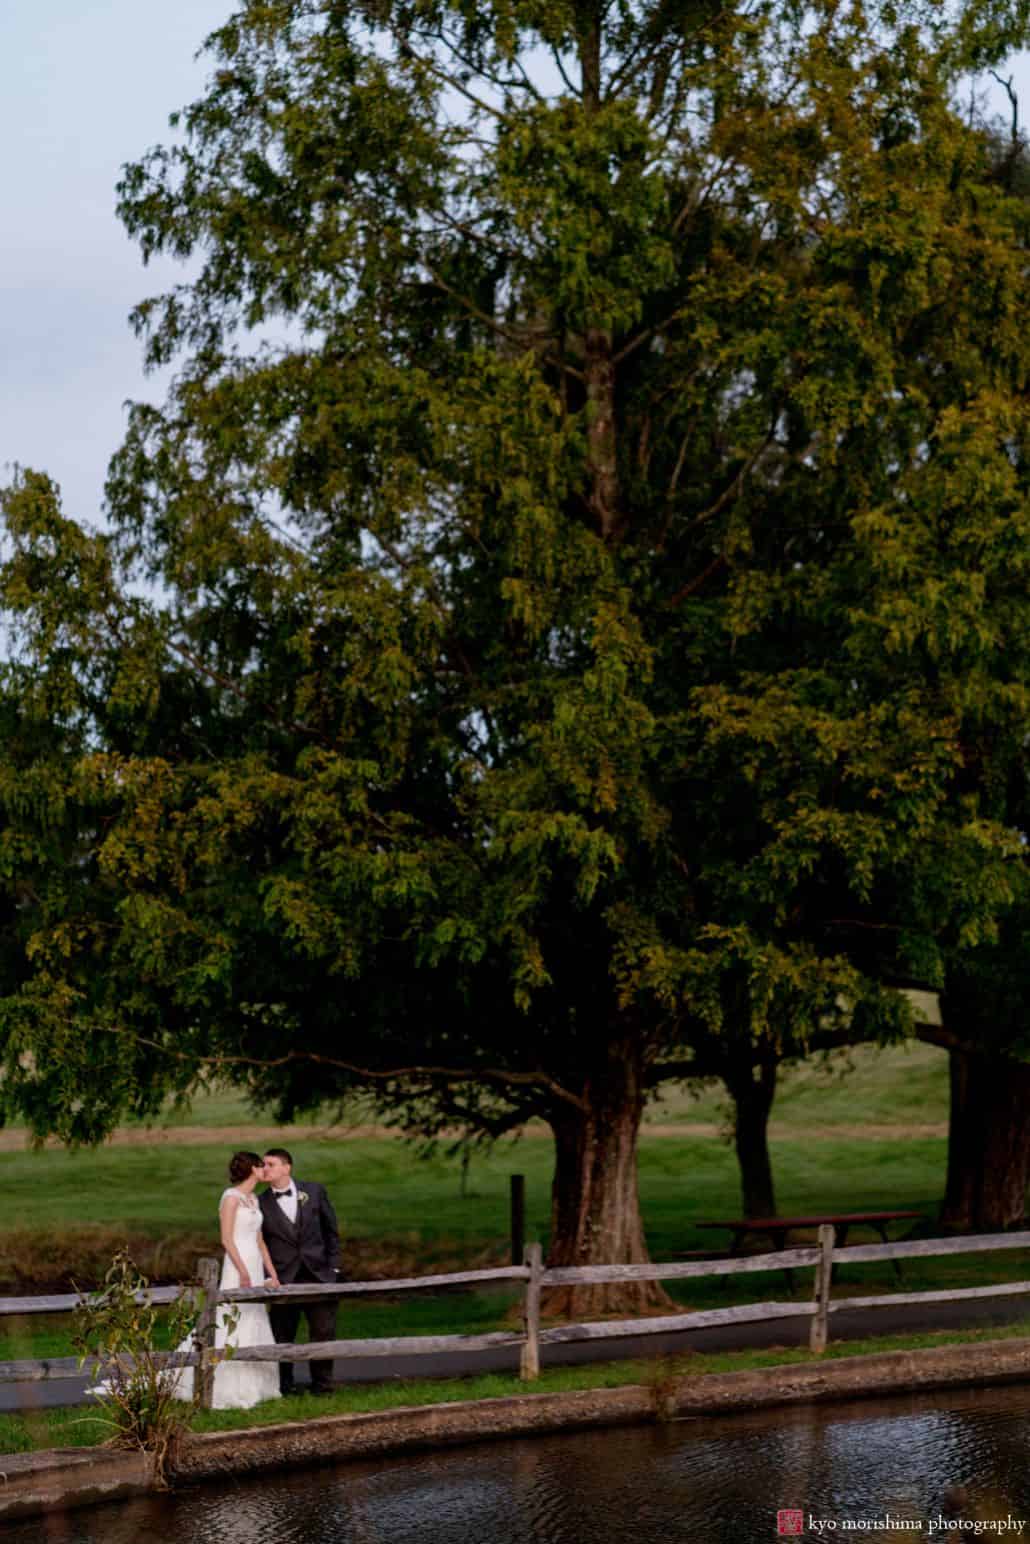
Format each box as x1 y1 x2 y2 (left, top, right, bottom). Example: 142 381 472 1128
271 1184 298 1225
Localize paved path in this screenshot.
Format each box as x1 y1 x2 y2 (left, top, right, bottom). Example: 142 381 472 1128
3 1291 1027 1414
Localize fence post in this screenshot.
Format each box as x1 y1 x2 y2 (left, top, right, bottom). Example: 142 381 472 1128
809 1224 834 1354
520 1242 543 1381
510 1174 525 1266
194 1256 221 1410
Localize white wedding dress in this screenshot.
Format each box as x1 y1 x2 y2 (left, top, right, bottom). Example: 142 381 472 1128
167 1188 281 1411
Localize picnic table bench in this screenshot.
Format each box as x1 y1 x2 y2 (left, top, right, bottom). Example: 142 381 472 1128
697 1210 924 1289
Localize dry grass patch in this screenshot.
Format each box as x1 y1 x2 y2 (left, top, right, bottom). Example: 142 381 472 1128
0 1226 511 1295
0 1227 219 1294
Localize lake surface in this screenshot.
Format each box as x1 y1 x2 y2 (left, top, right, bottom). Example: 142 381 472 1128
8 1383 1030 1542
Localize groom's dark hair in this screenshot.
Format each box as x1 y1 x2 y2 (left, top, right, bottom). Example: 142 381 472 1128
264 1147 293 1168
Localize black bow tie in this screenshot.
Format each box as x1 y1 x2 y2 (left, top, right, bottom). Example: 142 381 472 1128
273 1190 293 1201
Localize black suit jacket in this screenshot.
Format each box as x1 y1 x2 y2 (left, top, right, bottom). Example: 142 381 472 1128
258 1180 341 1284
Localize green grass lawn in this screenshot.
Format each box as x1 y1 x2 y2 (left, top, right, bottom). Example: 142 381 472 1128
0 1128 948 1258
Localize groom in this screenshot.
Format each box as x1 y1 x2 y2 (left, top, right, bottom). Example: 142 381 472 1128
259 1147 341 1397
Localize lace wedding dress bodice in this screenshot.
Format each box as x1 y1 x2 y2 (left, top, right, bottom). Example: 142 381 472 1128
218 1188 264 1288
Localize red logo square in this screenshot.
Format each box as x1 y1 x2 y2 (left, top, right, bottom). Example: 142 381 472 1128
777 1511 804 1536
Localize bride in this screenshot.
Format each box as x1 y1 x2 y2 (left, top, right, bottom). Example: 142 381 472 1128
168 1151 282 1410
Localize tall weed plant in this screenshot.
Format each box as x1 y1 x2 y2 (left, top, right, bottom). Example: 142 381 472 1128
72 1250 230 1486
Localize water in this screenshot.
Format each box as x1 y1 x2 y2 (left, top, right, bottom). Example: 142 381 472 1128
8 1383 1030 1542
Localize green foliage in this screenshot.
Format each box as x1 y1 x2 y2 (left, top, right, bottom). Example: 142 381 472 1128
72 1251 216 1484
2 0 1030 1256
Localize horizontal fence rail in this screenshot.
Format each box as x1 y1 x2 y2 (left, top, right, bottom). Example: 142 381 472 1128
0 1266 533 1319
537 1251 824 1285
2 1229 1028 1398
0 1288 183 1317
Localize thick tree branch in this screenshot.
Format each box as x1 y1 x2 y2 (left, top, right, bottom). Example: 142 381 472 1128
97 1027 590 1112
583 326 623 540
666 552 727 606
914 1023 1030 1068
988 69 1020 145
687 424 779 531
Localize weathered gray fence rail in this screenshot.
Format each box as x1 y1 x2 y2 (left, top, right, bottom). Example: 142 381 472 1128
2 1228 1028 1403
0 1264 531 1318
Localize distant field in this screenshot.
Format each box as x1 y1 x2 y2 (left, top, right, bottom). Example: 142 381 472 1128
646 1041 949 1131
0 1039 949 1137
0 1126 975 1333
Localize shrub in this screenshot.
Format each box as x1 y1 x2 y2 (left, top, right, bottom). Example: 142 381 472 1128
72 1250 229 1486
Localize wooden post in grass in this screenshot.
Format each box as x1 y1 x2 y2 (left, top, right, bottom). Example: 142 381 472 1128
510 1174 525 1266
520 1242 543 1381
195 1256 221 1410
809 1224 834 1354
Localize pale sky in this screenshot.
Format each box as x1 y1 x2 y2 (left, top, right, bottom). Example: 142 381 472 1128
1 0 231 526
2 5 1028 531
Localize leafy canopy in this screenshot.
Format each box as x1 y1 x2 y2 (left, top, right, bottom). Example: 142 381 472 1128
2 0 1030 1145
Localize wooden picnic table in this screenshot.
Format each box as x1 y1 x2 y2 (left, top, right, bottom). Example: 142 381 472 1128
697 1210 924 1288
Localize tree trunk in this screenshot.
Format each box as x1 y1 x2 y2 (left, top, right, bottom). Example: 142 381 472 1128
544 1040 673 1318
943 1045 971 1225
577 17 621 547
724 1052 778 1218
941 1048 1030 1231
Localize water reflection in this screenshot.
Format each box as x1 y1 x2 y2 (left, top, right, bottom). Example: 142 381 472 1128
6 1383 1030 1543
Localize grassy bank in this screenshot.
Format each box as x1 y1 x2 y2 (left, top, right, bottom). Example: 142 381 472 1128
2 1317 1028 1457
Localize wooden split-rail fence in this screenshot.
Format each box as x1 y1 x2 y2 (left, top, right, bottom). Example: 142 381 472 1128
2 1229 1030 1408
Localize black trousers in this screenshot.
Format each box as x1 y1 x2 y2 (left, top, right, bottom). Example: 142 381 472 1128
268 1266 337 1395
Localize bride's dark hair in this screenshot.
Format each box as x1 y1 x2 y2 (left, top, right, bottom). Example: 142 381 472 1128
228 1150 263 1185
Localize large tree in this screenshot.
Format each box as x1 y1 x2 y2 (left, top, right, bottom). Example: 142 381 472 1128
4 0 1030 1310
935 913 1030 1232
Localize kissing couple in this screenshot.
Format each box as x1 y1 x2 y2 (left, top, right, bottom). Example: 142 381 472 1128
170 1146 342 1411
